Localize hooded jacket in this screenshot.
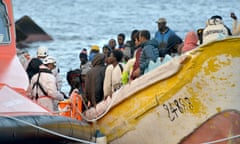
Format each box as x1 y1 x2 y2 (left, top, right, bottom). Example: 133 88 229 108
139 39 159 74
182 31 198 53
85 53 106 107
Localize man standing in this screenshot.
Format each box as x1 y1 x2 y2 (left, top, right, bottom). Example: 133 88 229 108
133 30 159 76
117 33 126 50
28 56 64 112
154 18 176 57
85 53 106 108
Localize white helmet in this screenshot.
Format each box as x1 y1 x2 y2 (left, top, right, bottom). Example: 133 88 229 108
43 56 56 65
37 46 48 57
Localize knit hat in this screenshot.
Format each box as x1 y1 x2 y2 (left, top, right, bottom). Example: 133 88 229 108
91 45 100 51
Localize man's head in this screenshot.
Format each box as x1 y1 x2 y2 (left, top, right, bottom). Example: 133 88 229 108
139 30 151 44
117 33 125 46
131 29 139 41
156 18 167 32
102 45 111 57
134 31 141 47
109 50 123 64
43 56 56 70
108 39 116 49
79 48 88 65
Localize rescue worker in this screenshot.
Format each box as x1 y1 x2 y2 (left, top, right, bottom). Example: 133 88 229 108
28 56 64 112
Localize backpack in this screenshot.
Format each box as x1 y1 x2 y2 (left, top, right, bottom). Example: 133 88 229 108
118 63 123 73
26 58 43 80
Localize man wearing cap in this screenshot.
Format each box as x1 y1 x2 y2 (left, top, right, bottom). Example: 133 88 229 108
154 17 176 57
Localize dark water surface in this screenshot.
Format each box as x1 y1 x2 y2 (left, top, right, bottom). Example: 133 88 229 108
12 0 239 93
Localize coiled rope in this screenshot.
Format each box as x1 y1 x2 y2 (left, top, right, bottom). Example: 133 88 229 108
3 115 96 144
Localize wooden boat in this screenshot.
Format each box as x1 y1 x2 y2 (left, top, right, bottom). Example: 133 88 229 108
0 1 94 143
82 36 240 144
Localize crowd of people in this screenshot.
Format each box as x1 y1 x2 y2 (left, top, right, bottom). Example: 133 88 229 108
17 13 240 112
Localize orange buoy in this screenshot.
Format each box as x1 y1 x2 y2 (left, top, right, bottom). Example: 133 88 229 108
70 89 82 120
58 99 71 117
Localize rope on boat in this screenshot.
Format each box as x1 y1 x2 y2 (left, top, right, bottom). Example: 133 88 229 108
3 115 96 144
202 134 240 144
79 94 116 123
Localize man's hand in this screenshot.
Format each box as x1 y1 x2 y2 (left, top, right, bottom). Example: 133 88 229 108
132 68 141 77
231 12 237 20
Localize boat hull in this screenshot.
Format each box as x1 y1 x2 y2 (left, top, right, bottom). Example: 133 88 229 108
0 115 93 144
89 37 240 144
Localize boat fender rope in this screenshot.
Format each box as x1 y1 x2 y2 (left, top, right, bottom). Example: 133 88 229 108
3 115 96 144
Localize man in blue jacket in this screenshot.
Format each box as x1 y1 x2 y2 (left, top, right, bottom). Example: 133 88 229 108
138 30 159 75
154 18 176 57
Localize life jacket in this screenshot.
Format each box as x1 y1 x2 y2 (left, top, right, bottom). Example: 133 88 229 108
32 68 52 99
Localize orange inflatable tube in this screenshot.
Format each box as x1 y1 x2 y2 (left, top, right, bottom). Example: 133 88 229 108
70 89 82 120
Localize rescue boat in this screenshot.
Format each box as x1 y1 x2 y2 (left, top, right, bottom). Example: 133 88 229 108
0 0 94 143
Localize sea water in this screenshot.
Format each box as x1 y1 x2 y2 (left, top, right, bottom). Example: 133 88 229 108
12 0 239 94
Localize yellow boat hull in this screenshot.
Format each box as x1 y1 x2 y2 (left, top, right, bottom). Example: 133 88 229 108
90 37 240 144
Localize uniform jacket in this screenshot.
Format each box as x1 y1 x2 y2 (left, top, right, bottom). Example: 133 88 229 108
28 65 64 112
